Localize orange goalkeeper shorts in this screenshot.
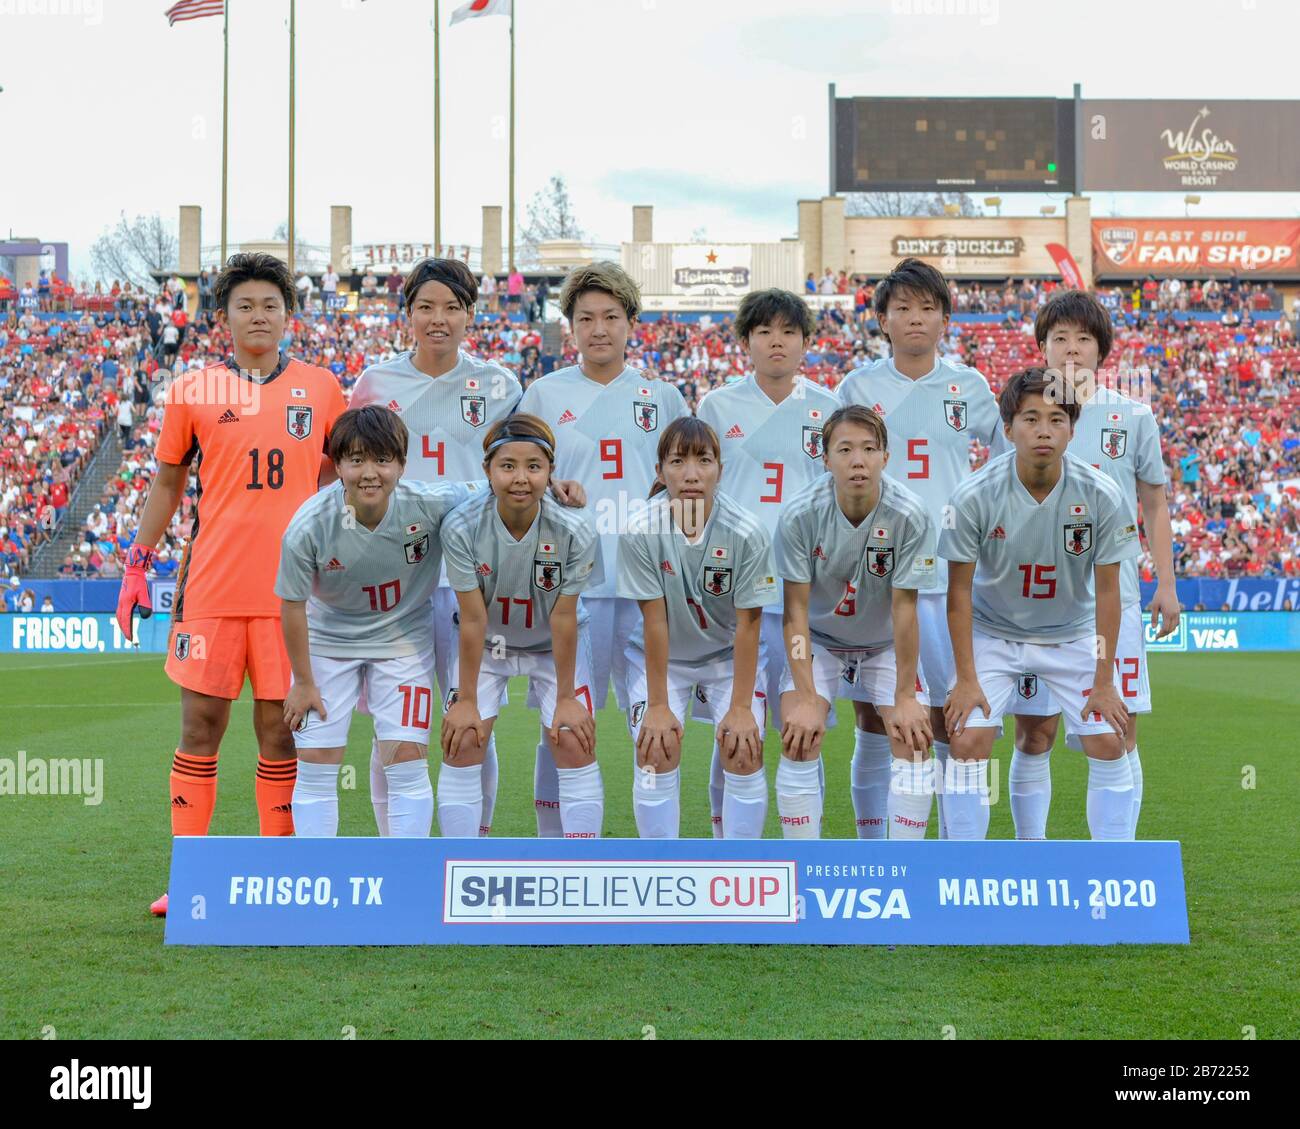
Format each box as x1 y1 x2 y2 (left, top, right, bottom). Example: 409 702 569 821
165 616 291 701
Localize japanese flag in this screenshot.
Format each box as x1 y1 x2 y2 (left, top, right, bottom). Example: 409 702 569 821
711 546 728 560
948 383 961 394
808 408 823 421
292 387 306 398
466 377 480 390
1108 411 1122 423
873 526 889 540
406 523 423 534
639 387 652 397
540 542 555 555
1069 504 1087 517
450 0 510 25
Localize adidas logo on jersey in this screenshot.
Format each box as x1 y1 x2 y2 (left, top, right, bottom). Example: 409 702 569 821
386 399 401 413
812 545 827 560
660 560 676 574
171 795 191 808
476 562 493 576
989 525 1007 540
325 558 345 571
217 409 238 424
557 409 577 424
271 803 292 814
872 403 885 415
725 424 745 439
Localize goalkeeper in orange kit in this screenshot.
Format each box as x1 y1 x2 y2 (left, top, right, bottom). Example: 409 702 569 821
117 252 346 916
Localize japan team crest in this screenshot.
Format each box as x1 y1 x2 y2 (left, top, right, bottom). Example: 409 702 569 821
631 701 646 727
1101 427 1128 460
1064 521 1093 556
695 686 709 705
634 401 658 432
461 395 487 428
867 547 894 577
1017 674 1039 700
404 534 430 564
173 632 191 661
534 559 563 592
703 565 732 596
943 398 968 432
802 425 823 459
286 405 313 440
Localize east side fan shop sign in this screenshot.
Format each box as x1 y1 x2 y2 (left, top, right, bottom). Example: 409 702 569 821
1092 219 1300 277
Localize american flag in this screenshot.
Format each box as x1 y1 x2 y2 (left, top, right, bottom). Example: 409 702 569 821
165 0 224 26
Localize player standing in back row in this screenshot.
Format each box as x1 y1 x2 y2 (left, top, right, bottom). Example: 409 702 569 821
115 252 347 915
518 263 689 835
836 258 1007 839
1007 290 1178 840
695 288 840 836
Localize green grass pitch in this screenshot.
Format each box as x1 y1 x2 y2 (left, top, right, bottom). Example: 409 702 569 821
1 651 1295 1040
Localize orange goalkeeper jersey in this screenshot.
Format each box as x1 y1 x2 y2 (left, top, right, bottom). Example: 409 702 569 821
158 356 347 620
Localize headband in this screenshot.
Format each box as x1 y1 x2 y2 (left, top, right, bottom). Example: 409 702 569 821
486 432 555 460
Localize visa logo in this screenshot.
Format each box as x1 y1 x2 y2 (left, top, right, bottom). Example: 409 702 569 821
803 887 911 920
1191 628 1239 650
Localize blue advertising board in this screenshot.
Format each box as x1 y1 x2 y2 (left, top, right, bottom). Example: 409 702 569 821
164 837 1190 947
1142 611 1300 652
1 612 172 653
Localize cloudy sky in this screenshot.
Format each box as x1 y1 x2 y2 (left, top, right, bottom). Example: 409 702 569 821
2 0 1298 280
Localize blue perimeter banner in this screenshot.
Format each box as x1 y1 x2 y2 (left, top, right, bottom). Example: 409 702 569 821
164 837 1190 947
4 610 1298 654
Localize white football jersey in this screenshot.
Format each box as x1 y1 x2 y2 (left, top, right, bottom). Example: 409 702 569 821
1068 387 1167 607
695 373 840 546
776 474 936 652
836 356 1008 591
617 490 778 664
350 350 522 482
441 491 600 654
938 451 1141 644
518 364 689 599
275 479 476 659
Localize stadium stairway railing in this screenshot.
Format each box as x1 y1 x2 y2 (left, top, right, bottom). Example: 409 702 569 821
28 427 124 578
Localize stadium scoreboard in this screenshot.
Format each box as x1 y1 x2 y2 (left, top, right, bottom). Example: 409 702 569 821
831 94 1076 193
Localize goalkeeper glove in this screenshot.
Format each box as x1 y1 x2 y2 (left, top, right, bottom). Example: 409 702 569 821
116 543 156 642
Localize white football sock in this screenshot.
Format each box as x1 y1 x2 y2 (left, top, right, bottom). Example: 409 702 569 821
534 732 563 837
933 740 952 839
888 757 934 839
850 729 892 839
557 761 604 838
479 736 498 836
369 740 388 836
1127 746 1143 837
1009 747 1052 840
708 742 724 839
292 760 340 837
1086 755 1135 841
776 757 822 839
632 765 680 839
384 760 433 838
942 758 990 840
723 768 768 839
437 762 483 838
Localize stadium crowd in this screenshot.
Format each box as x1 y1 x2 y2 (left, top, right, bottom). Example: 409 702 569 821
2 272 1298 588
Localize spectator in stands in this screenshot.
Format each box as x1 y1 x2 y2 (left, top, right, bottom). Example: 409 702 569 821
480 270 498 314
296 270 314 312
818 268 837 295
40 594 54 612
385 266 404 310
321 263 339 309
536 276 550 320
361 268 379 301
507 266 524 313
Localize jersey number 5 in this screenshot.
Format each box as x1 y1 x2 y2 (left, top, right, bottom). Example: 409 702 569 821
907 438 929 480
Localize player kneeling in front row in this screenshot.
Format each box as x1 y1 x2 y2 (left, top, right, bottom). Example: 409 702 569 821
618 417 777 839
778 405 937 839
277 406 477 836
439 414 602 837
940 368 1139 841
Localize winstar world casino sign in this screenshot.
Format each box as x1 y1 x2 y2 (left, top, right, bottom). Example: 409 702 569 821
1093 219 1300 277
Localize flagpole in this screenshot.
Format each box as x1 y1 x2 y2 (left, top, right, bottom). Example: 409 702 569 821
434 0 441 254
508 1 515 272
220 1 229 264
288 0 297 279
